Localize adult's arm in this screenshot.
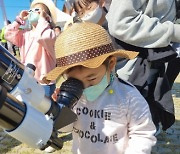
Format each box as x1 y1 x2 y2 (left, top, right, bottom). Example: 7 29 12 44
4 21 25 47
106 0 180 48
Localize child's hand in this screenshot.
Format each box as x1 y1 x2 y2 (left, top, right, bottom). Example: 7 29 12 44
51 88 60 102
19 10 29 20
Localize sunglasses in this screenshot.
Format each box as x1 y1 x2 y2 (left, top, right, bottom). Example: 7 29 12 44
28 8 41 13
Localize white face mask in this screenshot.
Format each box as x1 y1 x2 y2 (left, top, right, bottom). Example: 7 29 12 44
83 73 109 102
81 6 103 23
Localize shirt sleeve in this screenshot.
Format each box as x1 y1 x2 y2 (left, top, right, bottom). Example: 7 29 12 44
106 0 180 48
4 21 25 47
125 89 157 154
34 17 56 55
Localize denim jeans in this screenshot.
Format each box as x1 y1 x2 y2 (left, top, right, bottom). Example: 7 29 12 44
42 84 56 98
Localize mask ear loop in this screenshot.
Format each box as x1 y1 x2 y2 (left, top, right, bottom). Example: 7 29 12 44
106 66 115 85
107 58 115 83
110 72 115 83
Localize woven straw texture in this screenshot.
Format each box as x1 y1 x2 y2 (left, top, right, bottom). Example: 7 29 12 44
55 22 112 58
44 22 139 81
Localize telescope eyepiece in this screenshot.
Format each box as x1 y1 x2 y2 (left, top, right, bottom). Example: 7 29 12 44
57 78 84 107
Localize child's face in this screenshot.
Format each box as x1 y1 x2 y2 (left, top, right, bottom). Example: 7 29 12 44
29 3 51 27
63 57 116 88
75 1 99 18
31 4 48 14
64 65 107 89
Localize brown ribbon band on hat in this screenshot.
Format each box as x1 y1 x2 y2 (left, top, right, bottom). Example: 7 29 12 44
56 43 114 67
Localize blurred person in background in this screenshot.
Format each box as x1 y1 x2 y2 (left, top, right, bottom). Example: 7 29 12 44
54 25 61 37
4 0 57 98
0 20 11 49
0 20 17 56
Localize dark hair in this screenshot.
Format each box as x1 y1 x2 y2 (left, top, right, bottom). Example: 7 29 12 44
103 56 112 68
74 0 100 13
7 20 11 24
54 26 61 31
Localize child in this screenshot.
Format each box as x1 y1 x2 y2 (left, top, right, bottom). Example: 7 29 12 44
44 22 157 154
4 0 57 97
68 0 177 134
63 0 107 29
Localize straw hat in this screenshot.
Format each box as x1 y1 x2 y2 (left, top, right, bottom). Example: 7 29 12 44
44 22 139 82
31 0 57 25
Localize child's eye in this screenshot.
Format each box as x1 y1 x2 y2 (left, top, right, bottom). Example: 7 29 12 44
29 8 41 13
78 11 84 16
87 78 96 81
34 8 40 11
87 6 92 10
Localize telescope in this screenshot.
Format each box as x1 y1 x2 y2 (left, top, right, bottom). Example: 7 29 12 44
0 45 84 150
0 44 54 114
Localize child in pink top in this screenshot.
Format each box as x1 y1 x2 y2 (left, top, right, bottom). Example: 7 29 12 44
5 0 57 97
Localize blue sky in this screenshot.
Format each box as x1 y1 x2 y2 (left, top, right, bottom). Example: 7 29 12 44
0 0 64 29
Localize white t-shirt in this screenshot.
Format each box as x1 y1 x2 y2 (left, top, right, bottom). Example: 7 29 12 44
70 77 156 154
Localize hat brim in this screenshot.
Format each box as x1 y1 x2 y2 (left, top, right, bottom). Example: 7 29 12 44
31 0 57 24
44 49 138 82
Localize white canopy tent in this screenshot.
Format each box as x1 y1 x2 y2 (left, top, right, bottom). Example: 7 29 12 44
56 8 72 28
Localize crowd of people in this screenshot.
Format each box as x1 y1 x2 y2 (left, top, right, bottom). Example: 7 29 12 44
1 0 179 153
